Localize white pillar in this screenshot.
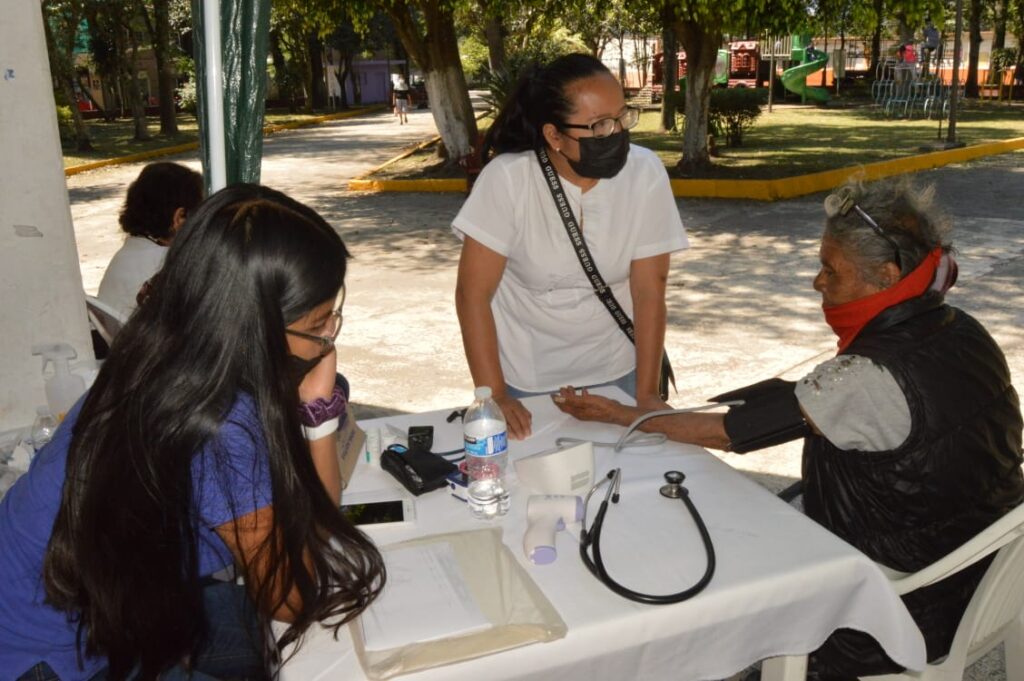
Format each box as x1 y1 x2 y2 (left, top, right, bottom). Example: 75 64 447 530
0 3 92 430
203 0 227 191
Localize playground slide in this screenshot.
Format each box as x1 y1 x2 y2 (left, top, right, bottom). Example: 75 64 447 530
781 54 830 103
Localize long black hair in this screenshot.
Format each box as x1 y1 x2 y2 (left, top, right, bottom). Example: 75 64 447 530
119 162 204 241
44 184 385 679
482 53 611 162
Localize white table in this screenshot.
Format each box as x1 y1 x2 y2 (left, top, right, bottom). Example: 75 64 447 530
281 389 926 681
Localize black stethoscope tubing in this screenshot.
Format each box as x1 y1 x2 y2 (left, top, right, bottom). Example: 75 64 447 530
579 470 716 605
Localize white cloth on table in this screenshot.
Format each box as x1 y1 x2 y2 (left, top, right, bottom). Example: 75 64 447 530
452 146 688 393
280 391 927 681
97 236 166 320
795 354 911 452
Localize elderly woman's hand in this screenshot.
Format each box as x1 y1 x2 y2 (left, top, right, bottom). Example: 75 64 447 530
552 387 631 425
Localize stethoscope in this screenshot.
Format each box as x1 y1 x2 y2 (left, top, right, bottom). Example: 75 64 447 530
579 468 716 605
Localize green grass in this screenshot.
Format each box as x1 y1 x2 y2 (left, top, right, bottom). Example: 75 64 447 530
62 109 361 168
374 97 1024 180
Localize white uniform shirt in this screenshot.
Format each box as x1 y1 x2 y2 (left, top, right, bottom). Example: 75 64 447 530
453 146 688 392
795 354 912 451
97 236 167 320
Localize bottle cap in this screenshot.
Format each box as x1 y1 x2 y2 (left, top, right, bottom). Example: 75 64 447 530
474 386 492 400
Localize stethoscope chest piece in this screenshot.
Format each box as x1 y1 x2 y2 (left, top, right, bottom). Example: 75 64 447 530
660 470 686 499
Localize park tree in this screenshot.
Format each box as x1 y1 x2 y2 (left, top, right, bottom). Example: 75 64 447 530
42 0 93 150
377 0 479 162
327 12 394 108
668 0 807 174
137 0 182 135
562 0 615 55
964 0 986 96
85 0 151 140
477 0 508 72
270 0 329 114
659 0 679 132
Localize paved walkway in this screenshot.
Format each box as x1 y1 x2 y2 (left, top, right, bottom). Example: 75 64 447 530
66 107 1023 680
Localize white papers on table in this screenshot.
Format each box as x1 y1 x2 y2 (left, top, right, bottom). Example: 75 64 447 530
360 541 491 652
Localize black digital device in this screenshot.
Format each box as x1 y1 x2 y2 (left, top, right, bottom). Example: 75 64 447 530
407 425 434 452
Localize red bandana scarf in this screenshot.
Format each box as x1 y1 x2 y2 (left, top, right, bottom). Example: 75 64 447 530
823 248 943 353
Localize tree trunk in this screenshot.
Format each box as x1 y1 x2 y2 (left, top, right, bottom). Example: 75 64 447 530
301 37 315 114
63 76 93 151
659 2 677 132
965 0 982 97
338 52 352 109
308 33 327 109
101 80 118 121
483 14 506 72
151 0 178 135
992 0 1006 51
388 0 478 163
674 19 719 174
269 30 295 112
869 0 884 76
127 27 151 141
42 5 92 150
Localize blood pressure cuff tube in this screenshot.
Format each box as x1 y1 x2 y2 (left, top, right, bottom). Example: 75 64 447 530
709 378 811 454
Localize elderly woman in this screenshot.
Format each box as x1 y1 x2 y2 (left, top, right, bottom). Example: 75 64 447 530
554 179 1024 679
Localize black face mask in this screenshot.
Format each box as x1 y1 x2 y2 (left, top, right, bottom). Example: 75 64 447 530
286 354 321 387
566 130 630 179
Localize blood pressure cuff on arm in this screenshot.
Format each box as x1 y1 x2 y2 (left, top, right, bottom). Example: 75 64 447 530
709 378 810 454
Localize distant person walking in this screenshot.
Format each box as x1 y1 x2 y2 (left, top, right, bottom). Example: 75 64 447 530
393 77 410 125
922 19 940 78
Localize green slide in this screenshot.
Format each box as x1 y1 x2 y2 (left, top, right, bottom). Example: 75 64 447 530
781 52 830 103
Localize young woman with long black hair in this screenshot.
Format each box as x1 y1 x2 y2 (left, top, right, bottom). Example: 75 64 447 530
0 185 385 680
453 53 688 440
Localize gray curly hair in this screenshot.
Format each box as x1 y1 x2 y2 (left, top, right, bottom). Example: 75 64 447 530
823 178 954 288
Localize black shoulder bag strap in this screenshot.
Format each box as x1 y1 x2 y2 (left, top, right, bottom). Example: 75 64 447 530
535 146 676 400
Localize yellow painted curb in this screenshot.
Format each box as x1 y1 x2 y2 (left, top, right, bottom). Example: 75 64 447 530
348 178 468 193
351 136 1024 198
64 105 386 177
65 142 200 177
347 108 493 190
263 105 385 134
350 134 443 182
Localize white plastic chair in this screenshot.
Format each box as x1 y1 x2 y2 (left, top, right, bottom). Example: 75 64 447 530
85 295 127 346
861 502 1024 680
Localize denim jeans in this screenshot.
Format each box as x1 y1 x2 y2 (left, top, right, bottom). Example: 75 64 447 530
505 369 637 401
17 581 267 681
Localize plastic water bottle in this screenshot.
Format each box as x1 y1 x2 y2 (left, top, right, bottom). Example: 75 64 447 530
463 386 510 519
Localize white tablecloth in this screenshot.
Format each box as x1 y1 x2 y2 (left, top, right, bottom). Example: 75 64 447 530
280 390 926 681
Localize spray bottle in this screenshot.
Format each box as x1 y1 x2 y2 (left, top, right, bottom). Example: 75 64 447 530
31 343 86 421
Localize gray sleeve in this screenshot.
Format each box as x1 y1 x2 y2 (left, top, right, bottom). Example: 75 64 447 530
794 355 911 452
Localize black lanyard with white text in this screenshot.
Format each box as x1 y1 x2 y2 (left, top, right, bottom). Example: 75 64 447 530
535 146 637 343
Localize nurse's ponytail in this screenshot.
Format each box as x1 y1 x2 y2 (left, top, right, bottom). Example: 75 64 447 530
482 53 610 163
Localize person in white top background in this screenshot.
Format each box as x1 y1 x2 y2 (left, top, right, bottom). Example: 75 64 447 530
453 53 688 439
97 162 204 320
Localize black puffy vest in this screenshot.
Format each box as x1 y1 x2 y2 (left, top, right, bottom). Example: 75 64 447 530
803 292 1024 659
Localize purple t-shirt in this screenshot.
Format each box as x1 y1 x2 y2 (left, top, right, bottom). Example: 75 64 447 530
0 393 272 681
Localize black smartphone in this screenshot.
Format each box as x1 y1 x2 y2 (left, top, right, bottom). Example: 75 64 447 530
341 491 416 526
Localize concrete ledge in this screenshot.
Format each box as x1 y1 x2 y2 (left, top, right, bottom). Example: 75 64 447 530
349 136 1024 198
64 105 385 177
